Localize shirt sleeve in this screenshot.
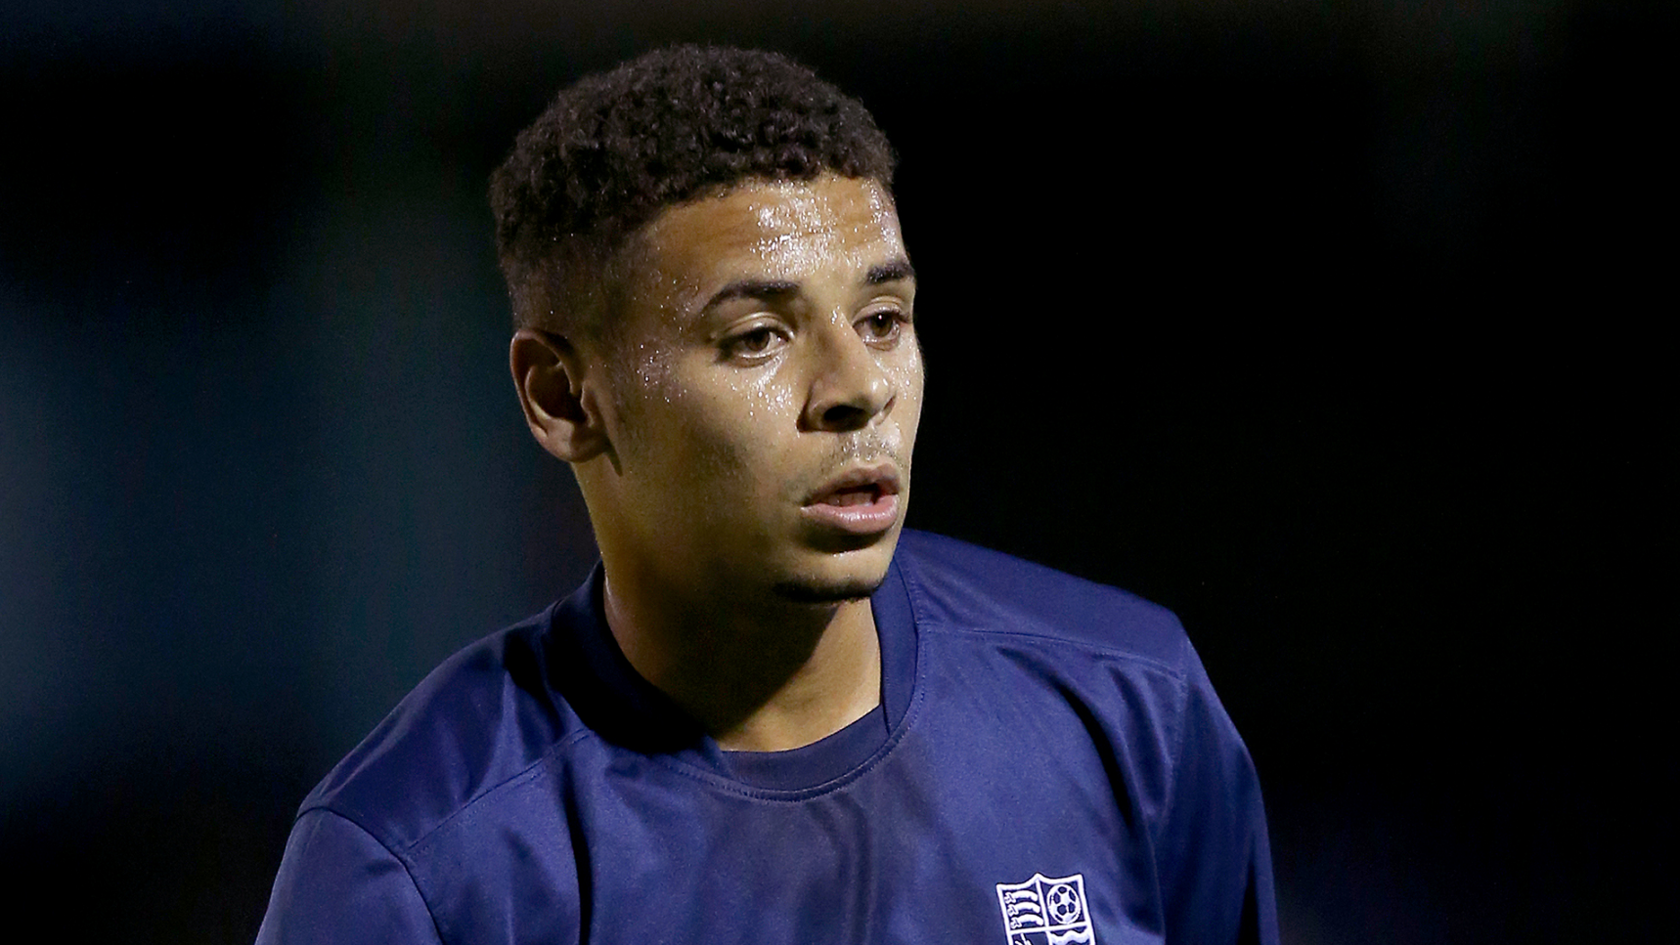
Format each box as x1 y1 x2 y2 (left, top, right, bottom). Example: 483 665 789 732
1154 649 1281 945
256 808 444 945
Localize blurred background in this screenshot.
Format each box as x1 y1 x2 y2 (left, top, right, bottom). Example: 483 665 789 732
2 1 1672 942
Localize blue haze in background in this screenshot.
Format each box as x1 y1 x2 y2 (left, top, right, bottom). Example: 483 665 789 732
2 2 1671 942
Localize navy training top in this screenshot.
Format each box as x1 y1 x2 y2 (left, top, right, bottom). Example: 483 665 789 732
257 530 1278 944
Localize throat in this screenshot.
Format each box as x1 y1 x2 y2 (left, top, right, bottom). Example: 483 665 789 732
655 598 883 753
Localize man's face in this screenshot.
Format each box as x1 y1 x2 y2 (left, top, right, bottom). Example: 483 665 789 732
588 173 923 605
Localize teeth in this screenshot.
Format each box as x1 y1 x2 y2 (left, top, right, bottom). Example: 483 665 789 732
827 489 875 507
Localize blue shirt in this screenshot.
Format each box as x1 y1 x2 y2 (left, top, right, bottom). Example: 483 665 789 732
258 531 1278 944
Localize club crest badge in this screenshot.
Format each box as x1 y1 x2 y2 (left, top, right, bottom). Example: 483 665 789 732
995 872 1096 945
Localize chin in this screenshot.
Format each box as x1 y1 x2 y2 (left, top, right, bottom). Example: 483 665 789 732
769 574 887 604
766 517 907 598
768 539 898 604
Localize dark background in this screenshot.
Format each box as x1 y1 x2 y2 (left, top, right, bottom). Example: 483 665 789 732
2 2 1671 942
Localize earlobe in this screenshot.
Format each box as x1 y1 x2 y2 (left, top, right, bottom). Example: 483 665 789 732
510 328 611 463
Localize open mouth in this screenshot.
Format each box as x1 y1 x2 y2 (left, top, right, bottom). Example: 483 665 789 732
802 466 903 534
822 483 887 507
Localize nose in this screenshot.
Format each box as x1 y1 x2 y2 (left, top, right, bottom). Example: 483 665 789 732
802 322 894 433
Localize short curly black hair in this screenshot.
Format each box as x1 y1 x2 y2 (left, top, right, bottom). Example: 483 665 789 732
490 45 896 338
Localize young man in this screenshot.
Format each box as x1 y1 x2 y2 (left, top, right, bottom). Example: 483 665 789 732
258 46 1277 944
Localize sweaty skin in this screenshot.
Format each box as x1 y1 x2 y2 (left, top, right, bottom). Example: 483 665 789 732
517 174 924 751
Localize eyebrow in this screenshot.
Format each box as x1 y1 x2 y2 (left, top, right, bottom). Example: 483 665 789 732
867 258 916 285
700 258 917 312
702 279 800 312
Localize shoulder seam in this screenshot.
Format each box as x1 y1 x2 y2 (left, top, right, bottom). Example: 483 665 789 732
306 727 596 854
895 533 1187 677
1155 634 1195 849
295 808 449 945
917 621 1189 681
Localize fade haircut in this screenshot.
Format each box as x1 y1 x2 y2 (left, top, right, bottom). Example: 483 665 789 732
490 45 896 342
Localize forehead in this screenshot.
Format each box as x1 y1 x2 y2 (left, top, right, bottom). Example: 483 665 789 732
631 174 906 299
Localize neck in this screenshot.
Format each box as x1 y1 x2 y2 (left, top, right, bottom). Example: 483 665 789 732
602 572 882 752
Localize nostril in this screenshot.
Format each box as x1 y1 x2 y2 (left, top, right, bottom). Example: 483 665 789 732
821 403 871 432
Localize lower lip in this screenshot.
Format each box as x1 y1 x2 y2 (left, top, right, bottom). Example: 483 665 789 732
801 492 900 534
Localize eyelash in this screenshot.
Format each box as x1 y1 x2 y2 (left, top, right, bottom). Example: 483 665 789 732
720 325 788 360
858 309 909 345
718 308 911 361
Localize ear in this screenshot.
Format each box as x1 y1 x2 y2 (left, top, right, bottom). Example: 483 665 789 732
510 327 612 463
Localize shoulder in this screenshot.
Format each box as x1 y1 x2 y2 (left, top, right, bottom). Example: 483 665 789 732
298 606 577 853
894 529 1192 675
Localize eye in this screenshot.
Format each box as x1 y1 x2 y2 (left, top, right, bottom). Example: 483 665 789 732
858 308 908 346
720 324 788 361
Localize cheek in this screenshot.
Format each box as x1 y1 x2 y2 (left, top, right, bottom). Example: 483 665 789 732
648 371 800 490
747 362 802 425
893 345 927 424
628 341 679 405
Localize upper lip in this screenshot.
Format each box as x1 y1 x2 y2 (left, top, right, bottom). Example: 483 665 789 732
803 463 902 505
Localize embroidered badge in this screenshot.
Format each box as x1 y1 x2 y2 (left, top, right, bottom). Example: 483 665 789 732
995 872 1095 945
